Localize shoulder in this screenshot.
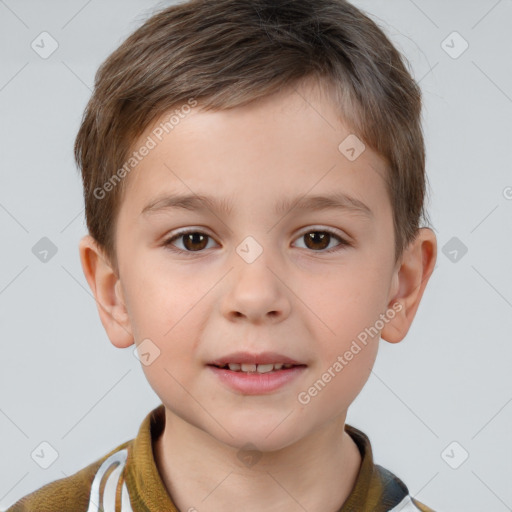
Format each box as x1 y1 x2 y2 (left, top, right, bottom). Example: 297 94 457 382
388 495 437 511
5 440 132 512
374 465 436 512
343 423 437 511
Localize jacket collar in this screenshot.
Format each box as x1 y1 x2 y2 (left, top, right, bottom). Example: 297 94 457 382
123 404 407 511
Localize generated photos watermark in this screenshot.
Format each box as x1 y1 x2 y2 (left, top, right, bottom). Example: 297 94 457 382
297 301 403 405
93 98 198 200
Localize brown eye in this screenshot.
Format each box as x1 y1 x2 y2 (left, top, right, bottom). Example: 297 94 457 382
181 232 209 251
304 232 330 251
164 230 215 252
294 229 350 253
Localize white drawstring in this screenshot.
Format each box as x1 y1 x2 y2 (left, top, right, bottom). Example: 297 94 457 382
86 449 133 512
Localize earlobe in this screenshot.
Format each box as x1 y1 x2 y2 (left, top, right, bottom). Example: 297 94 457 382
381 228 437 344
78 235 134 349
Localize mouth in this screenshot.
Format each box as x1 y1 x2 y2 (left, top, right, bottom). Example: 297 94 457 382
207 351 307 372
206 351 307 394
208 362 306 373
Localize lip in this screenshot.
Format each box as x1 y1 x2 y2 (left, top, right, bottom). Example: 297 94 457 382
208 351 305 366
206 351 307 395
207 365 307 395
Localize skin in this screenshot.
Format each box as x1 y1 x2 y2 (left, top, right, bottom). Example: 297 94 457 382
79 77 437 512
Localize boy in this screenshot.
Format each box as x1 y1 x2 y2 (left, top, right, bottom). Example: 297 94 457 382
6 0 438 510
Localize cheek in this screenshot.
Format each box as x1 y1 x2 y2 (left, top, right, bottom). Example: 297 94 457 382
296 337 378 420
298 261 388 404
121 253 194 337
129 281 207 401
303 263 390 343
122 253 212 355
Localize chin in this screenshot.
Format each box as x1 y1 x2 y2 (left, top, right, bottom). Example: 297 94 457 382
213 419 307 454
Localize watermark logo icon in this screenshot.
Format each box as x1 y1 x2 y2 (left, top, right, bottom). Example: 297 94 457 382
441 31 469 59
31 32 59 59
133 338 161 366
32 237 58 263
237 442 263 468
338 134 366 161
236 236 263 264
442 236 468 263
31 441 59 469
441 441 469 469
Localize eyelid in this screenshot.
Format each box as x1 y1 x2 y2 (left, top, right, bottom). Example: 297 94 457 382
295 225 348 239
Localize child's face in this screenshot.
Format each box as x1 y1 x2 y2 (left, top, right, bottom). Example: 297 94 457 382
93 80 407 450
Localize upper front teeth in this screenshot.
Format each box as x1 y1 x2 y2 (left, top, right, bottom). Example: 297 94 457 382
226 363 292 373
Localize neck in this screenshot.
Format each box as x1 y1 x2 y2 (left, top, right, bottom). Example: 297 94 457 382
154 408 361 512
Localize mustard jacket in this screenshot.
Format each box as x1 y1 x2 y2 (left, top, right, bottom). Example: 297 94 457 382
6 404 435 512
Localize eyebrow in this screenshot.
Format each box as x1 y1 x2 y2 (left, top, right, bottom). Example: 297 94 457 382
141 191 373 219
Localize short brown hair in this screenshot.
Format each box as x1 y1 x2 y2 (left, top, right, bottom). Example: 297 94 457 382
75 0 431 273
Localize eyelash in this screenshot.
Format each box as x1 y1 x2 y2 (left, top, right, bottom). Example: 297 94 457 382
162 227 351 255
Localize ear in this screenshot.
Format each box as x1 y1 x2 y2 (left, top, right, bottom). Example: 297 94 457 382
381 227 437 344
78 234 134 348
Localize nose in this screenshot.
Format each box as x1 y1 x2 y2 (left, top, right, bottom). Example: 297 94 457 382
221 250 291 324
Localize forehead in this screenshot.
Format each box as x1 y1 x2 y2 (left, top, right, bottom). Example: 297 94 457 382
120 81 390 219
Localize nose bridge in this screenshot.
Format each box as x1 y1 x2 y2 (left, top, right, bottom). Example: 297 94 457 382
235 233 270 266
226 201 280 264
232 231 281 290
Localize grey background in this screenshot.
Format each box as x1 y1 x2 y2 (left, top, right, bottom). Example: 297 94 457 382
1 1 511 510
